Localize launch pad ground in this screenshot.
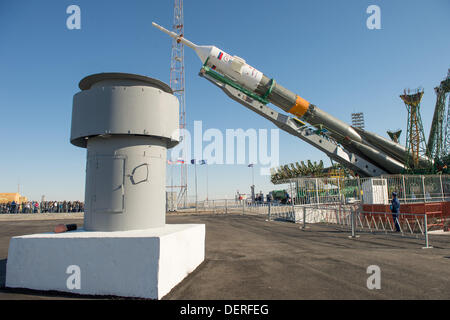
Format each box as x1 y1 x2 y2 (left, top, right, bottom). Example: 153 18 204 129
0 213 450 300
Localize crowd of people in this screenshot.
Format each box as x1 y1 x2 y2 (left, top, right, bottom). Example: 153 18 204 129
0 201 84 214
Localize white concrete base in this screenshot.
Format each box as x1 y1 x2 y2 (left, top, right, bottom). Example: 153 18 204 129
5 224 205 299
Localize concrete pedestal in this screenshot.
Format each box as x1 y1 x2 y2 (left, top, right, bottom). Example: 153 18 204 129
5 224 205 299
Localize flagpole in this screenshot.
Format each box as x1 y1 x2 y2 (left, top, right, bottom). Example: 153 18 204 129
252 165 255 187
206 164 209 202
249 163 255 204
195 161 198 212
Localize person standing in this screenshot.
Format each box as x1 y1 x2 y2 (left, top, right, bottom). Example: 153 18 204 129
390 192 401 232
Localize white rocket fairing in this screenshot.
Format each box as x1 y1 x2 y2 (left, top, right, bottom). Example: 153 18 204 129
152 22 264 92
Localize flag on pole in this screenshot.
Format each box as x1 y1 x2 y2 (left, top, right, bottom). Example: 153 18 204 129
177 158 185 164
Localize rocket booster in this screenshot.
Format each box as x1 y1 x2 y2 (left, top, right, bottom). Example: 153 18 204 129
354 127 433 167
152 22 362 143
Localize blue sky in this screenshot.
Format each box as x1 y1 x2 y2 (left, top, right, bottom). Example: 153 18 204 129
0 0 449 201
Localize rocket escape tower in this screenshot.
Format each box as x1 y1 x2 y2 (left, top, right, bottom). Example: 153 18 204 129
400 88 427 170
170 0 187 207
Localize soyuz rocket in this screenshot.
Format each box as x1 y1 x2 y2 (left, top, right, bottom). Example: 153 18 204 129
152 22 431 173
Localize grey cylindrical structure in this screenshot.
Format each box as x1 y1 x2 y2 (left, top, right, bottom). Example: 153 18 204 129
70 73 179 231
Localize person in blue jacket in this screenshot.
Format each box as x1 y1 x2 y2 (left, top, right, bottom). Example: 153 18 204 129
390 192 401 232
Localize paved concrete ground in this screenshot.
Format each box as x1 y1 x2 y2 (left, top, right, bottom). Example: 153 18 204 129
0 213 84 222
0 213 449 299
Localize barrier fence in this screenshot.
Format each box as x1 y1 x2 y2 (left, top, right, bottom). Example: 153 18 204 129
266 203 432 248
172 199 433 247
277 174 450 206
196 201 431 247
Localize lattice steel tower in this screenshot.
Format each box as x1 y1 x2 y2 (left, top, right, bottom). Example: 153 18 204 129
440 70 450 157
427 70 450 161
400 88 427 169
445 93 450 157
170 0 187 207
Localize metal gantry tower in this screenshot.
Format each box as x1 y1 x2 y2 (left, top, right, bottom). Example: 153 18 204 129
170 0 187 207
440 70 450 158
427 70 450 161
445 93 450 156
400 88 427 169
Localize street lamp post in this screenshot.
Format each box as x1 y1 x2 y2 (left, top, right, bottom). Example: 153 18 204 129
252 165 254 187
191 159 198 212
199 160 208 203
249 163 255 204
206 164 209 201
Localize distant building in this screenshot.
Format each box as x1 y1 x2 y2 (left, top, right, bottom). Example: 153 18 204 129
0 193 27 204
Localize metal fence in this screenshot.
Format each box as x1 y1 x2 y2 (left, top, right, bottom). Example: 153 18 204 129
380 175 450 203
265 203 432 248
174 199 254 214
173 198 296 217
277 174 450 206
172 198 433 247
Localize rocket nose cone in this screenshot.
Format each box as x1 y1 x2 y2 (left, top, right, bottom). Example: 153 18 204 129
192 45 215 64
347 127 363 143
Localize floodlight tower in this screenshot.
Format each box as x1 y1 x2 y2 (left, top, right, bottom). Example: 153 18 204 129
170 0 187 207
351 112 365 130
400 88 427 169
